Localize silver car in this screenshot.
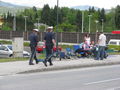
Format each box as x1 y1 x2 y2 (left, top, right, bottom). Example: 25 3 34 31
0 45 30 58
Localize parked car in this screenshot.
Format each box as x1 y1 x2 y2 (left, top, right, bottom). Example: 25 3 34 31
0 45 30 58
108 39 120 46
36 42 45 53
36 42 62 53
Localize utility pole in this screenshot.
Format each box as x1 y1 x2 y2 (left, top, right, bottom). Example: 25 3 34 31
82 11 84 33
101 19 104 32
13 14 16 31
88 14 92 33
56 0 59 48
24 16 28 32
95 20 99 44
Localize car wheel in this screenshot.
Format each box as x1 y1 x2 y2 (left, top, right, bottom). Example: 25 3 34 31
9 54 13 57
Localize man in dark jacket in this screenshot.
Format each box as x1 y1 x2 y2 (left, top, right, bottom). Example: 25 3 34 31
29 29 39 65
43 26 56 67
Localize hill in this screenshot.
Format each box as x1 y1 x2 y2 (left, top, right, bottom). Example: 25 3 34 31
0 1 29 14
71 5 100 10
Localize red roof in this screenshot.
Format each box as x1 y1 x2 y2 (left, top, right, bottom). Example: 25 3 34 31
112 31 120 34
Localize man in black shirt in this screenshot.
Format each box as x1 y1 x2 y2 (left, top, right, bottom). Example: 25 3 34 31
44 26 56 67
29 29 39 65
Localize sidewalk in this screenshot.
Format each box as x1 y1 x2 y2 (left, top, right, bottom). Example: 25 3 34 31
0 55 120 76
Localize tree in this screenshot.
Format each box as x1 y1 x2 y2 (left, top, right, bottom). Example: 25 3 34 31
58 22 77 32
91 7 95 13
60 7 70 22
75 10 82 32
41 4 51 25
98 8 106 25
89 6 95 14
115 5 120 29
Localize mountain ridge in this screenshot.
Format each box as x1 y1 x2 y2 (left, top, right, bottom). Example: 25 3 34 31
0 1 29 14
71 5 101 10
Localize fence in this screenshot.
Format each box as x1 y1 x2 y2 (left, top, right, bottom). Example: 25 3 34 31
0 31 120 43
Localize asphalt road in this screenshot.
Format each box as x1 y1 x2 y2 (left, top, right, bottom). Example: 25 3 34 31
0 65 120 90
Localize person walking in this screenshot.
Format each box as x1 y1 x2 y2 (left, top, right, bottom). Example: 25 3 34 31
95 32 106 60
29 29 39 65
43 26 56 67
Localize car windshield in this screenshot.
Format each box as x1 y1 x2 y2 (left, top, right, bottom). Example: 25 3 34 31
8 45 12 50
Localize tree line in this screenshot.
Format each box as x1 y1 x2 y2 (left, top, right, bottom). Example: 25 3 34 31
1 4 120 33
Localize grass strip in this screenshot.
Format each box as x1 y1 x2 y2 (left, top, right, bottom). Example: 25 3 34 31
0 57 28 63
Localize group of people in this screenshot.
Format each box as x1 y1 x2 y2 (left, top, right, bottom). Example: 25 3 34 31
28 27 107 67
29 26 56 67
75 32 107 60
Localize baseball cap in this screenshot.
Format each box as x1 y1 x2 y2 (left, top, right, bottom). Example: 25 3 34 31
33 29 39 32
47 26 53 29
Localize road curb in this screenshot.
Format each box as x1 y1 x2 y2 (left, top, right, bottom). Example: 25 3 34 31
18 60 120 74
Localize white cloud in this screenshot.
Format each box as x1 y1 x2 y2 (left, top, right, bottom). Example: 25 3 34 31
1 0 120 9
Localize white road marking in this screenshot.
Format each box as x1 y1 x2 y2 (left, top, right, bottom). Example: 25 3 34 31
107 87 120 90
0 76 4 79
85 78 120 85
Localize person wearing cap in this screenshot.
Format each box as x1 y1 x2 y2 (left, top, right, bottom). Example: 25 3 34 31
43 26 56 67
29 29 39 65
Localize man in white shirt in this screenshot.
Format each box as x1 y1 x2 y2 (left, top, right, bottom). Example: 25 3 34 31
95 32 106 60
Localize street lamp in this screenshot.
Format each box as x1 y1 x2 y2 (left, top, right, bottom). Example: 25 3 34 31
24 16 28 32
95 20 99 44
101 19 104 32
82 11 84 33
95 20 99 32
88 14 92 33
13 14 16 31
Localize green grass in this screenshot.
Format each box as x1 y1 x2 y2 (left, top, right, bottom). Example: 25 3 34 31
0 57 29 63
0 40 12 44
0 40 30 47
0 53 45 63
108 52 120 55
108 45 120 51
37 53 46 59
60 45 73 49
24 42 30 47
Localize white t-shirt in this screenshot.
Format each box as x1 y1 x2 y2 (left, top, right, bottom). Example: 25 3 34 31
85 37 91 45
98 34 106 46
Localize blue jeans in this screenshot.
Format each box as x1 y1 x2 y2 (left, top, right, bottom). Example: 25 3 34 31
96 46 105 60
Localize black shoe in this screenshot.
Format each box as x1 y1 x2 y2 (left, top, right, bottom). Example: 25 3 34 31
29 63 34 65
36 61 39 64
49 63 53 66
43 61 47 67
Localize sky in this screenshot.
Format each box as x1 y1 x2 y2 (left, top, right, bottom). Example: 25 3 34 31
1 0 120 9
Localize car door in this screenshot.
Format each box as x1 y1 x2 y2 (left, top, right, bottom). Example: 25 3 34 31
0 46 9 57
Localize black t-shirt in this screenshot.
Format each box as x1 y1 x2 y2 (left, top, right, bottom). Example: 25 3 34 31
44 32 55 47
